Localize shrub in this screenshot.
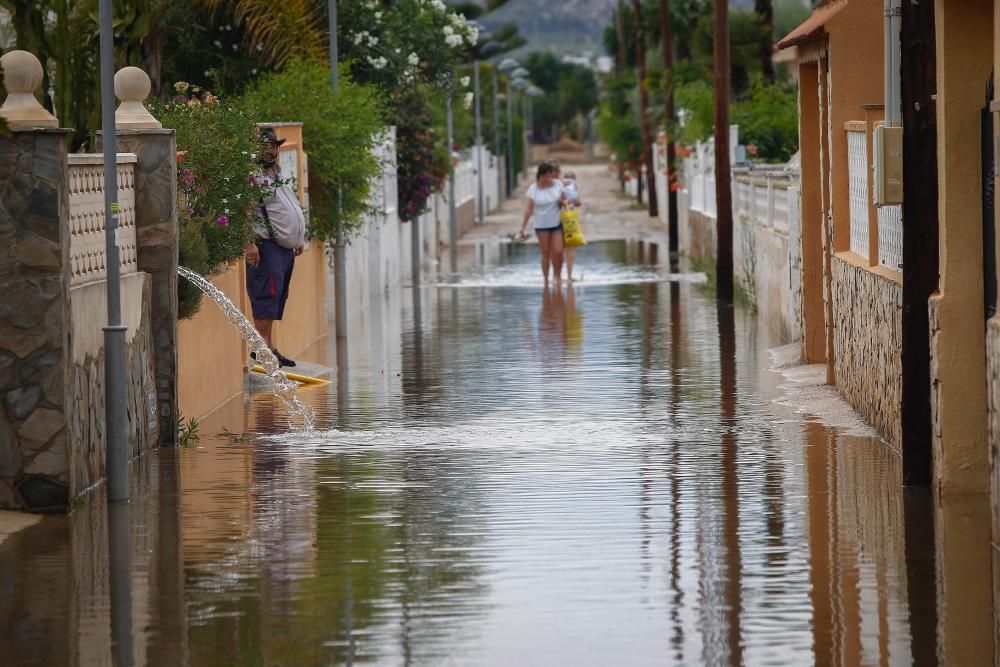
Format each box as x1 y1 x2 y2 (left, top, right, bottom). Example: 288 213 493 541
241 60 386 241
732 75 799 163
153 85 269 318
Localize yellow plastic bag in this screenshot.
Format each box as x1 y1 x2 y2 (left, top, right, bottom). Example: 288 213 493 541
561 208 587 247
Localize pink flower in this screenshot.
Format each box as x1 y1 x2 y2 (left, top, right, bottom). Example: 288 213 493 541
187 206 194 216
747 143 759 157
180 168 195 187
216 214 230 228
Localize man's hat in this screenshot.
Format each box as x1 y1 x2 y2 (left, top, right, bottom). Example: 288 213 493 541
260 127 286 147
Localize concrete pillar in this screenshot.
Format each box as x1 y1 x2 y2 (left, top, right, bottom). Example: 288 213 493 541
0 128 73 510
931 0 993 494
113 130 178 446
102 67 178 446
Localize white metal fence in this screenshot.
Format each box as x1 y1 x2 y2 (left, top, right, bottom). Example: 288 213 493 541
877 204 903 271
67 154 138 288
847 129 870 260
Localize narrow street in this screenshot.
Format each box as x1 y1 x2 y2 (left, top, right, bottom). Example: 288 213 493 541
1 162 994 666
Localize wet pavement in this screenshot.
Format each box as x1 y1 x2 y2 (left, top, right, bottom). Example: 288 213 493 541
2 224 998 664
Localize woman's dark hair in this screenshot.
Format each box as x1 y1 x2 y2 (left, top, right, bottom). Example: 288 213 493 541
536 162 557 182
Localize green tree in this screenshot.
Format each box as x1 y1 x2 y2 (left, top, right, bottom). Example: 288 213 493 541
241 60 385 240
522 52 598 144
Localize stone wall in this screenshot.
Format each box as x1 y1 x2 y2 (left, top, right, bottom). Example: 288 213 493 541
67 274 157 498
984 316 1000 652
0 129 160 511
831 255 903 449
115 130 179 445
0 130 73 510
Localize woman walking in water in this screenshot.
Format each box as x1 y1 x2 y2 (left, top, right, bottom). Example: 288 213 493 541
516 162 566 285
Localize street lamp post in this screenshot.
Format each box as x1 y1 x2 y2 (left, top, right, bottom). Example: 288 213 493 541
447 89 457 275
98 0 128 503
498 58 519 197
506 84 515 195
328 0 348 340
492 62 501 202
473 61 484 225
511 68 530 177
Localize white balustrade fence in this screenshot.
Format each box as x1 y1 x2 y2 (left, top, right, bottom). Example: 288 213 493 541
878 204 903 271
67 153 138 288
847 129 870 260
680 137 795 233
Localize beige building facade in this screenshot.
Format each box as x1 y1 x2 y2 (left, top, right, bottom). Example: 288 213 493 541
778 1 1000 655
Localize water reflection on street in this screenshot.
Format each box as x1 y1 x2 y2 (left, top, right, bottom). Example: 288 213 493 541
1 240 996 666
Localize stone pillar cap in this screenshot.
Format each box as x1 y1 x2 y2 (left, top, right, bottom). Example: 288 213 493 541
114 67 162 130
0 50 58 128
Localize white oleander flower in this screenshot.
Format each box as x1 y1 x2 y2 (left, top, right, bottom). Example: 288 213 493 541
460 76 470 87
463 92 474 109
408 52 420 66
431 0 446 12
446 34 464 47
443 25 454 36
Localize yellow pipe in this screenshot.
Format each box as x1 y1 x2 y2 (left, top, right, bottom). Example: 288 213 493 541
251 364 331 386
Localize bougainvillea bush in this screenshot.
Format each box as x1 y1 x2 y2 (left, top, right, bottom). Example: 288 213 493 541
153 85 270 318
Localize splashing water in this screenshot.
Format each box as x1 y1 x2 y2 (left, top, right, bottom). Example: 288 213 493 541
178 266 315 429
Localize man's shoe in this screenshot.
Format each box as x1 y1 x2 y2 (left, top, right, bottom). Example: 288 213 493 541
273 349 296 368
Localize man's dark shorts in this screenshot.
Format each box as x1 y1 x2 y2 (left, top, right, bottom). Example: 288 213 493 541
246 240 294 320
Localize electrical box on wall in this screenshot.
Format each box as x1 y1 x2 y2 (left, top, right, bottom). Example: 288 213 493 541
874 124 904 206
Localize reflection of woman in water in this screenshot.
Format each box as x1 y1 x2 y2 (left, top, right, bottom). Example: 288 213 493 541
538 285 584 360
563 284 583 356
538 285 566 355
517 162 565 285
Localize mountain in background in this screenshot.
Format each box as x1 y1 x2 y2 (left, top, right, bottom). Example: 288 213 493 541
480 0 803 59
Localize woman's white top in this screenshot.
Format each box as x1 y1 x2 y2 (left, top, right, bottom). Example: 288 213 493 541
526 181 564 230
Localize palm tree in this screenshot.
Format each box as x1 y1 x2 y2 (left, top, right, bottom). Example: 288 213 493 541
632 0 658 217
199 0 327 67
755 0 774 82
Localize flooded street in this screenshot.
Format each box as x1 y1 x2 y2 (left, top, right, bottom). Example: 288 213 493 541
2 238 996 666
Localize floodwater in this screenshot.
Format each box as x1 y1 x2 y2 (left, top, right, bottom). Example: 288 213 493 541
2 240 997 666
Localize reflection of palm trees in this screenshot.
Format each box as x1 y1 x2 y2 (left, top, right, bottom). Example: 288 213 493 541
903 489 937 666
392 452 492 665
667 279 685 659
717 301 743 666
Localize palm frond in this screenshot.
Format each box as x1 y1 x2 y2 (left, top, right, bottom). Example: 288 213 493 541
197 0 327 67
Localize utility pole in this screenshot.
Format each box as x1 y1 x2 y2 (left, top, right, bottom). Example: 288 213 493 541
632 0 658 218
98 0 128 502
900 0 938 486
713 0 733 299
659 0 679 253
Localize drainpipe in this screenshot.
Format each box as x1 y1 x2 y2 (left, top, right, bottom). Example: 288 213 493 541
885 0 902 126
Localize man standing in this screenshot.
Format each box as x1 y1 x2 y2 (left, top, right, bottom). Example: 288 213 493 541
245 127 306 367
